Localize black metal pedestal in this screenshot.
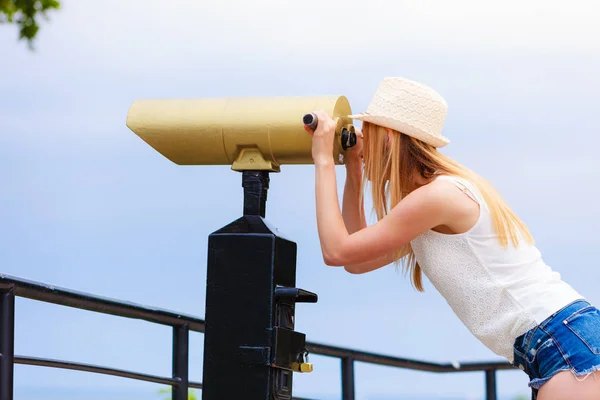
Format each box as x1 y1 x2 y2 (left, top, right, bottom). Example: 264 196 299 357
202 171 317 400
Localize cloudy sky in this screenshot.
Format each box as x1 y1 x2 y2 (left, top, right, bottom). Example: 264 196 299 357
2 1 600 399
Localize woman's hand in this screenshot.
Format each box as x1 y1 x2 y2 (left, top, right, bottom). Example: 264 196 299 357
303 110 336 166
344 129 363 174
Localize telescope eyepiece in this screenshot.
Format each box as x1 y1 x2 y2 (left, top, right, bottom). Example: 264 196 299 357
303 113 318 131
341 128 357 151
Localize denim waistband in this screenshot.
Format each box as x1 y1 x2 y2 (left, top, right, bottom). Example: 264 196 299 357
515 299 590 352
538 299 591 330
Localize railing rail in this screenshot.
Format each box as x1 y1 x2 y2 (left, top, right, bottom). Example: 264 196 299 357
0 274 205 331
0 274 514 400
15 355 197 388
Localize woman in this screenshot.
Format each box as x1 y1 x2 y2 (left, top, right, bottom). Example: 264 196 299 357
304 77 600 400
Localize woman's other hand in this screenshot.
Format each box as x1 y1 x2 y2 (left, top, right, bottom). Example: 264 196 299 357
304 110 336 166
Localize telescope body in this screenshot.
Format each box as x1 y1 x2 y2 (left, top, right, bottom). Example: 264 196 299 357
126 96 354 172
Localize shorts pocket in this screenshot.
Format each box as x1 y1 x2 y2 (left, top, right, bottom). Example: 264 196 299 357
563 306 600 355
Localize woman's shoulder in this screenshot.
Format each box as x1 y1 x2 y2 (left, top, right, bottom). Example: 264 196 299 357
425 174 474 196
433 174 473 187
430 174 482 204
408 175 478 210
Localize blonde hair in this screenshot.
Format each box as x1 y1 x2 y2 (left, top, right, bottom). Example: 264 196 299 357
359 121 534 292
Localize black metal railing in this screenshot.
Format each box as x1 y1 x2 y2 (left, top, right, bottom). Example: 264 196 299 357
0 274 514 400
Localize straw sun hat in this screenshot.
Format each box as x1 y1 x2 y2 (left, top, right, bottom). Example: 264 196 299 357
348 77 450 148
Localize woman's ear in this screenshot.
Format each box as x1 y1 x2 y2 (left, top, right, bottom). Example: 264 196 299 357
385 128 393 149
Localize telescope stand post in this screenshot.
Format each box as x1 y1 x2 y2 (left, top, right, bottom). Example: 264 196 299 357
202 169 317 400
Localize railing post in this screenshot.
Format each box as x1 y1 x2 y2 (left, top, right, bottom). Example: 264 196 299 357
173 324 189 400
485 369 497 400
0 288 15 400
341 357 355 400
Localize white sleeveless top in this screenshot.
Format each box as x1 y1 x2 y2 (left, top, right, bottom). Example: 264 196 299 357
410 175 583 362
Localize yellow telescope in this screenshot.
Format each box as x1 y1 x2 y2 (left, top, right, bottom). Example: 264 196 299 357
126 96 356 172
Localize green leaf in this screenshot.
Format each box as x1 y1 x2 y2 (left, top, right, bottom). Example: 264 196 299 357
0 0 61 49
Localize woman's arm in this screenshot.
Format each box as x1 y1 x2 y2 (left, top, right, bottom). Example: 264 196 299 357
341 136 366 234
307 110 451 268
340 132 394 273
342 167 366 234
315 160 449 266
343 249 406 274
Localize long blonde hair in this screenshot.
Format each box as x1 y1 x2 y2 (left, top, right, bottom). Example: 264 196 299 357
359 121 534 292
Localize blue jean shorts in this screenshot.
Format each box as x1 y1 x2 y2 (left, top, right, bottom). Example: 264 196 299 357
512 299 600 398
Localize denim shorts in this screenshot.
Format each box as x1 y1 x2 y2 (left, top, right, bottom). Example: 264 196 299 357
512 299 600 398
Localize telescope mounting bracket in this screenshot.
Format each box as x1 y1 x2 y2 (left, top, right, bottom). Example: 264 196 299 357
232 147 280 173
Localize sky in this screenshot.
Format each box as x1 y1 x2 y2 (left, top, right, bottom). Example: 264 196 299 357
1 0 600 399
